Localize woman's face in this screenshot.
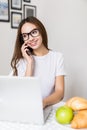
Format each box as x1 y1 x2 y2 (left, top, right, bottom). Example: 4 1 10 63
21 22 43 50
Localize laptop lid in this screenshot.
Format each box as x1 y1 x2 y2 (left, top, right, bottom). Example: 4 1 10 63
0 76 45 125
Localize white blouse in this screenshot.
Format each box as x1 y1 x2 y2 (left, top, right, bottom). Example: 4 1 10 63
9 50 66 99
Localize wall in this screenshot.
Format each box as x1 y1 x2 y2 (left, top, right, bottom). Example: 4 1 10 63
43 0 87 100
0 0 87 100
0 0 45 75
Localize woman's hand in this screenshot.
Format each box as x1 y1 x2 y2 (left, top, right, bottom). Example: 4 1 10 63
43 99 47 109
21 42 34 76
21 42 33 63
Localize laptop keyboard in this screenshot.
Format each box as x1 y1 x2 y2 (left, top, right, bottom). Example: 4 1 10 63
43 106 52 121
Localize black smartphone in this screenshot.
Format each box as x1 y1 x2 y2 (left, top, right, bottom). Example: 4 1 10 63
20 37 32 56
26 47 32 56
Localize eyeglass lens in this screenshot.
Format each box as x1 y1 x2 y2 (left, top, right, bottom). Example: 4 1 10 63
22 29 40 41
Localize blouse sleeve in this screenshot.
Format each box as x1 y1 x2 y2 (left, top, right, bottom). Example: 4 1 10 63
17 59 26 76
56 53 66 76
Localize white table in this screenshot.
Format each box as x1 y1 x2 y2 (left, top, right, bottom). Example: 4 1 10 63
0 101 86 130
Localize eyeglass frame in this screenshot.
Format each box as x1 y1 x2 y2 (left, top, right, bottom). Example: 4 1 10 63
21 28 40 41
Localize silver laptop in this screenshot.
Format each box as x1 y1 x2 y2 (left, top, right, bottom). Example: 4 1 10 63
0 76 52 125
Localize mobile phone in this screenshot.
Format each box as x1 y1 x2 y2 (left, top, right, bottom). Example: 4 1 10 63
20 37 32 56
26 47 32 56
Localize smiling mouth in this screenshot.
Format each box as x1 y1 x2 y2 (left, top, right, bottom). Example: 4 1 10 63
29 40 38 47
30 43 36 46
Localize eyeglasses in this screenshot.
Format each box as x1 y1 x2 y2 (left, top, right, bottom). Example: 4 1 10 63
21 28 40 41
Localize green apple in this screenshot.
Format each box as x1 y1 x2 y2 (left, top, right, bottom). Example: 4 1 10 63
55 105 74 124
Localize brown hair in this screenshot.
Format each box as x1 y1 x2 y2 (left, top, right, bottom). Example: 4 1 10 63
11 16 48 75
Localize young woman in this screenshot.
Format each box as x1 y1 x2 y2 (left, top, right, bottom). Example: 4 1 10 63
10 16 65 108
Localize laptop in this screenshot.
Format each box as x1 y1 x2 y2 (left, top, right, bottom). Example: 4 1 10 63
0 76 52 125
